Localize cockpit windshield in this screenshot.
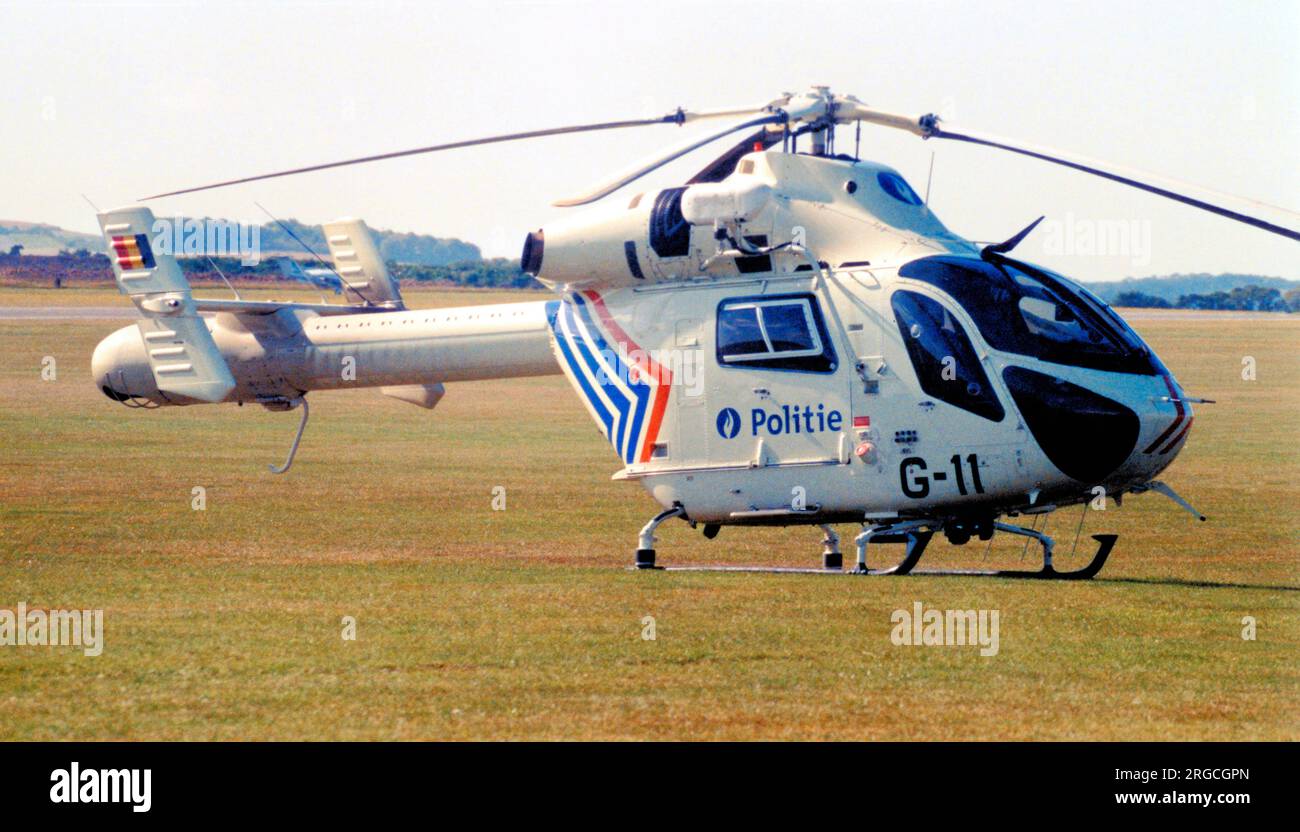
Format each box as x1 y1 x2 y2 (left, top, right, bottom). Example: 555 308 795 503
897 255 1156 375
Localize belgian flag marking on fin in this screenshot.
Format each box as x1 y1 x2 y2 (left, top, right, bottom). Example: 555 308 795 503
109 233 156 270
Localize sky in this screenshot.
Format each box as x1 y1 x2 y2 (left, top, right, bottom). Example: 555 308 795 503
2 0 1297 282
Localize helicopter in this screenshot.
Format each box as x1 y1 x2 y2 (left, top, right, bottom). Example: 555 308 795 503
90 86 1299 579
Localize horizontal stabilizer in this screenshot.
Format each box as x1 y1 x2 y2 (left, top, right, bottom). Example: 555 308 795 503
191 297 369 316
135 316 238 402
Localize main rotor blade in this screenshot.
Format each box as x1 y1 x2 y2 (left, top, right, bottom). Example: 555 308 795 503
139 105 772 201
925 125 1300 243
552 114 787 207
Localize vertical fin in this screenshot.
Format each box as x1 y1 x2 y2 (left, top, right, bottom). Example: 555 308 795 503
322 218 403 306
97 206 236 403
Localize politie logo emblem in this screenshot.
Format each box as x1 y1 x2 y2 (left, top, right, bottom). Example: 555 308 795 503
716 407 741 439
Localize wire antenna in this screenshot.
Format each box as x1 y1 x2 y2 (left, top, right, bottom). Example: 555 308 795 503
205 256 242 300
924 151 935 205
1068 502 1089 561
254 202 372 305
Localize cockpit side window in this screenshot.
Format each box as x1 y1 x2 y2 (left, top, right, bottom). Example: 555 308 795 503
897 255 1156 375
891 290 1005 422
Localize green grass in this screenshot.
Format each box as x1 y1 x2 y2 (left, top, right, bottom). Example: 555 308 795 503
0 297 1296 740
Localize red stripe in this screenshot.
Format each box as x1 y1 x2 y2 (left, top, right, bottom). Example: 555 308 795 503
1142 374 1185 454
1159 415 1193 455
639 382 672 463
111 236 143 270
581 290 673 463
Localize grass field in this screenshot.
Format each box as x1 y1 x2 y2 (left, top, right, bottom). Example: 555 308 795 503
1 287 1296 740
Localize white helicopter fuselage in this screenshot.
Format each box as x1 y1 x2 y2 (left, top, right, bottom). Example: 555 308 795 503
92 150 1191 531
531 150 1189 525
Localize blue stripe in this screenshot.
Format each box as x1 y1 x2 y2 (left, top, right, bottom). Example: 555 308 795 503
547 301 614 438
549 295 655 464
564 301 630 451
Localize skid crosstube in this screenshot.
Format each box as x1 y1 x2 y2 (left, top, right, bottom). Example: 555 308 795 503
859 530 931 575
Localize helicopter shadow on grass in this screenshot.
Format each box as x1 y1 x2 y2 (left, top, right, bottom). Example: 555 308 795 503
882 571 1300 592
1091 576 1300 593
883 569 1300 592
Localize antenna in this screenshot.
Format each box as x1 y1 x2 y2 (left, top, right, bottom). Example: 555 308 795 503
254 202 373 305
924 151 936 205
205 256 242 300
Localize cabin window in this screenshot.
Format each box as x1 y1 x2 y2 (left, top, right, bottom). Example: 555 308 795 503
716 293 836 373
877 171 924 206
891 290 1005 422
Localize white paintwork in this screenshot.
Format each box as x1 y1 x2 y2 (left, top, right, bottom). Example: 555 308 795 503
583 266 1179 524
523 150 1187 523
93 299 558 405
681 180 772 225
533 151 976 294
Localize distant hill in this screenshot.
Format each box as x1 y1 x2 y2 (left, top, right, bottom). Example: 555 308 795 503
1082 273 1299 303
0 221 103 256
0 217 481 266
246 218 481 266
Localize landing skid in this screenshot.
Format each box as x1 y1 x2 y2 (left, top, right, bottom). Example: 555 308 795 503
632 510 1117 580
656 532 931 576
906 535 1117 580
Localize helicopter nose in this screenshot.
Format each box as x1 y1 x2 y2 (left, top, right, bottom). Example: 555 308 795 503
1136 373 1194 466
1002 366 1142 484
92 325 162 404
